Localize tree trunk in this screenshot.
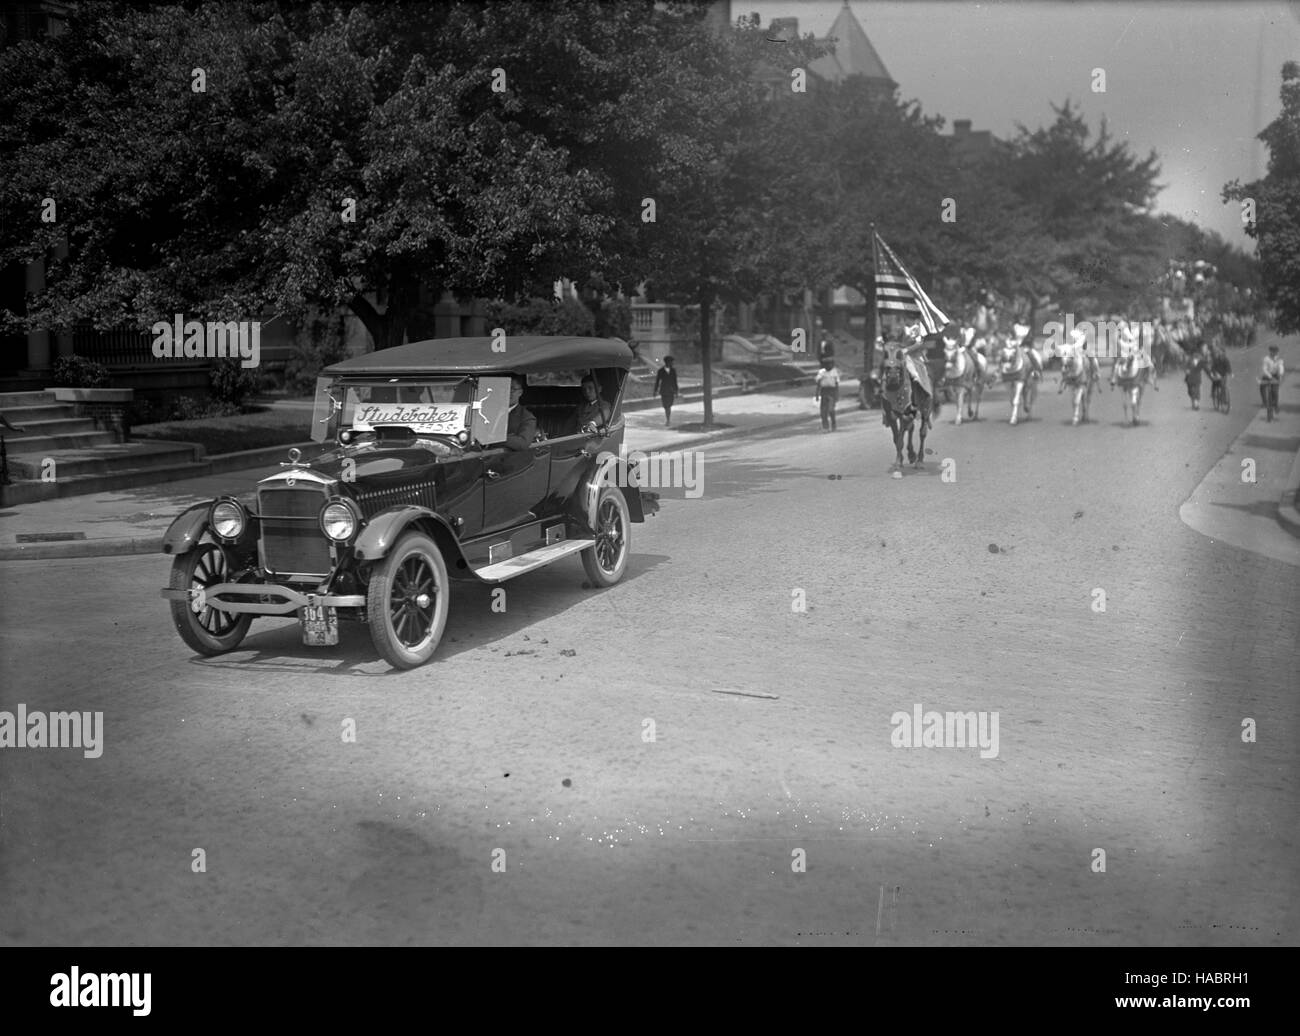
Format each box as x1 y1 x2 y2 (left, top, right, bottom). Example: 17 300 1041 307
348 273 420 352
863 274 877 374
700 292 714 428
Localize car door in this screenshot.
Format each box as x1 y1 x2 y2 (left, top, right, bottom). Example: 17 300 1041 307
475 377 551 534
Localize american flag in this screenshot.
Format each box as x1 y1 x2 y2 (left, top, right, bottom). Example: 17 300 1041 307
874 232 950 334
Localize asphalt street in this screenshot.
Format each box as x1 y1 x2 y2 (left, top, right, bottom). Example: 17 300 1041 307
1 355 1297 946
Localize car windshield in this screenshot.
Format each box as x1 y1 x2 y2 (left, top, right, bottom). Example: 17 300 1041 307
311 377 472 442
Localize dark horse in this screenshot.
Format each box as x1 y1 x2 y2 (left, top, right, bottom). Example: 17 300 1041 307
879 343 932 474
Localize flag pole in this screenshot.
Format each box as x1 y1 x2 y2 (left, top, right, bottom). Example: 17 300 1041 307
866 224 879 390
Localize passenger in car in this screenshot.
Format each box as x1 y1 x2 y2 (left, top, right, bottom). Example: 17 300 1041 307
576 375 612 434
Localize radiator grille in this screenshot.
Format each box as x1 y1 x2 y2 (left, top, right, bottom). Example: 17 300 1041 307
258 486 331 575
260 488 326 518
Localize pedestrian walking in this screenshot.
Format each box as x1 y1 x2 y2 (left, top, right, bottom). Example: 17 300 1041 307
814 356 840 431
1259 344 1284 421
1184 345 1209 410
653 355 679 427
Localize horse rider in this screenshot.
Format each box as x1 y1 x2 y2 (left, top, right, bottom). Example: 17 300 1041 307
899 323 935 400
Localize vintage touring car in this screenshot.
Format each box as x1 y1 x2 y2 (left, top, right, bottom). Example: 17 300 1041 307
159 336 657 669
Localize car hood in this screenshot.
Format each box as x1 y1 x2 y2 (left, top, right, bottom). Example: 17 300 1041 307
305 445 447 483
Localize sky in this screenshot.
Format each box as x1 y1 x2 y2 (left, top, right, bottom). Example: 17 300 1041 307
739 0 1300 251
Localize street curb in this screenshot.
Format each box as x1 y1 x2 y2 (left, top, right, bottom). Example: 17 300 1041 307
202 440 329 474
629 402 867 457
0 393 862 562
620 369 823 412
0 535 163 562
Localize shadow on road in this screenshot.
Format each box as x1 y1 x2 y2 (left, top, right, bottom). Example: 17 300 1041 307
181 553 670 676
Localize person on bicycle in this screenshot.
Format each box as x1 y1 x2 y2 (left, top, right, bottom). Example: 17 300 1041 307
1208 346 1232 407
1260 344 1284 419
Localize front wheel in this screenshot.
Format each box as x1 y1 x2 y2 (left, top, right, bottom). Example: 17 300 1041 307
366 531 450 670
582 487 630 588
168 540 253 655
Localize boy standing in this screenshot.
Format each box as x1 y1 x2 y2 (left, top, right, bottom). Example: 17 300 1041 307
814 356 841 431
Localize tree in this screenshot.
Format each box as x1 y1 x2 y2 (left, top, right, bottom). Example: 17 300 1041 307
1224 61 1300 334
636 13 828 426
1004 101 1164 318
0 1 736 351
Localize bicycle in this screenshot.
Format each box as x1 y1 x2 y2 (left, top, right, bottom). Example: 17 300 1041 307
1209 373 1230 413
1260 376 1279 422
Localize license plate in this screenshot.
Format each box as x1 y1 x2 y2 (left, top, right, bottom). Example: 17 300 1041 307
299 604 339 647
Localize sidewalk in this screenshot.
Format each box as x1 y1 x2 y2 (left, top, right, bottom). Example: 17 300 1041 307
0 379 856 561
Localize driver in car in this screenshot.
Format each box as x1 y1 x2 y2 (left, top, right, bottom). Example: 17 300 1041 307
505 374 538 451
576 375 612 434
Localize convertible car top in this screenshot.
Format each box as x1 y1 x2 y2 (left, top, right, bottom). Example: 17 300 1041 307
327 336 635 375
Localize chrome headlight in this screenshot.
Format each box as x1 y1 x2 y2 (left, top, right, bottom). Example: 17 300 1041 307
211 499 245 540
320 500 359 542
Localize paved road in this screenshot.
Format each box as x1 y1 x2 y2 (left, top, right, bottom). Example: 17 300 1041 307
1 351 1297 946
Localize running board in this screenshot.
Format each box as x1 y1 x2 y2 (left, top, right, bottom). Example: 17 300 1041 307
472 538 594 583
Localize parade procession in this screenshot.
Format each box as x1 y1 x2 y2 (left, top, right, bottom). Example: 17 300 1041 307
1 0 1298 979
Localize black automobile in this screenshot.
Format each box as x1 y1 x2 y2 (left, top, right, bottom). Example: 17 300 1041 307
159 336 657 669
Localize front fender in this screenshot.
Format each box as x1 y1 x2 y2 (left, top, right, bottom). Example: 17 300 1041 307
161 503 210 555
353 506 463 564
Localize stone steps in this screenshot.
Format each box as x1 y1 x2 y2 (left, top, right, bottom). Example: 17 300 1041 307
8 415 103 437
6 441 202 479
0 403 79 423
1 428 118 453
0 390 58 408
0 459 213 506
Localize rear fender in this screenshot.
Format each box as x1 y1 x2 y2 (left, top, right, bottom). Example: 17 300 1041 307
577 452 649 526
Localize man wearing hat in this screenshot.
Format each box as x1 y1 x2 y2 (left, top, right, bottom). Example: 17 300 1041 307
1260 344 1285 420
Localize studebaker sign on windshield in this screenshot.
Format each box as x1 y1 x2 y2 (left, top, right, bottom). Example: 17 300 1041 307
351 403 469 435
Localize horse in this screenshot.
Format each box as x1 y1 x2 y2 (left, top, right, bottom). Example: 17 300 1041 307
993 333 1043 425
942 327 987 424
879 343 932 474
1110 347 1157 426
1057 343 1101 425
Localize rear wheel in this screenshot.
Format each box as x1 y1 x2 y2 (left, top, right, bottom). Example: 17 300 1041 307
366 531 450 669
168 540 252 655
582 487 630 588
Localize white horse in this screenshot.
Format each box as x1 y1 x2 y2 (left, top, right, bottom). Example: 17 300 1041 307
942 326 988 424
993 330 1044 425
1110 345 1157 426
1057 341 1102 425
